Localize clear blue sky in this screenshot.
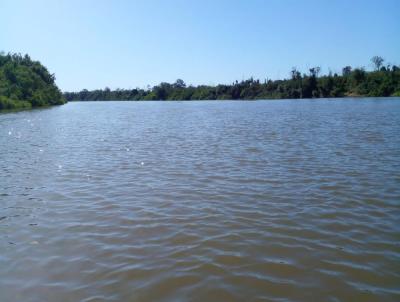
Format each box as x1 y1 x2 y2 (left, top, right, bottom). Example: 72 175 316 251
1 0 399 91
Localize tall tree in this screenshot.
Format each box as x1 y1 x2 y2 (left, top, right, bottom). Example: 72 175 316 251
371 56 384 71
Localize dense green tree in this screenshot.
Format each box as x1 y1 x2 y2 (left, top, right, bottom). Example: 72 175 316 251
342 66 352 76
0 52 65 110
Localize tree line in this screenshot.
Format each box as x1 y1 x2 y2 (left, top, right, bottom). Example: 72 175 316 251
0 52 65 110
64 56 400 102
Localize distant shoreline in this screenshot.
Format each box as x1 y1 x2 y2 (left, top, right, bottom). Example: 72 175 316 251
2 52 399 111
64 59 400 102
64 96 400 103
65 95 400 102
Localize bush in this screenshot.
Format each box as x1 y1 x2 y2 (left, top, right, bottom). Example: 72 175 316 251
0 96 32 110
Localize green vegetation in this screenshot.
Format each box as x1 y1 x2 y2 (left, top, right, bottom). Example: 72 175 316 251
0 52 65 111
64 57 400 101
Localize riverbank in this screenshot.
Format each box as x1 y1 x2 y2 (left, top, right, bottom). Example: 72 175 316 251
64 59 400 102
0 97 66 113
65 95 400 103
0 96 32 111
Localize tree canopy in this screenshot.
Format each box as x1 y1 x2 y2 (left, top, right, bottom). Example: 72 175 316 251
2 52 398 109
0 52 65 110
64 57 400 102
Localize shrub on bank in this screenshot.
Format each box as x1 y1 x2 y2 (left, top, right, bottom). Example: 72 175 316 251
0 96 32 110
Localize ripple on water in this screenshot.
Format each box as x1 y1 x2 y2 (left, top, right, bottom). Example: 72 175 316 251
0 99 399 302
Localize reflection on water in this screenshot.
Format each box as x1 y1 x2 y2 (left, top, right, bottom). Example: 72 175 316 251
1 99 400 302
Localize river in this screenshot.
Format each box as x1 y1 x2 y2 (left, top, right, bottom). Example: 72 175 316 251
1 98 399 301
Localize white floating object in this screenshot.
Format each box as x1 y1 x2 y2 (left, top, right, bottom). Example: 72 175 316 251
140 162 144 166
8 131 11 135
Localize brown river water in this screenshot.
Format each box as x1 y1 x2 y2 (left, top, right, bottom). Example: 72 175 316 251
1 99 399 301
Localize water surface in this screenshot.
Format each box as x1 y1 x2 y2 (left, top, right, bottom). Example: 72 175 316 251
1 99 400 301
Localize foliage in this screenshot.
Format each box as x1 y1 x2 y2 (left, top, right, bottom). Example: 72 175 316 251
0 52 65 110
64 58 400 102
0 96 32 110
